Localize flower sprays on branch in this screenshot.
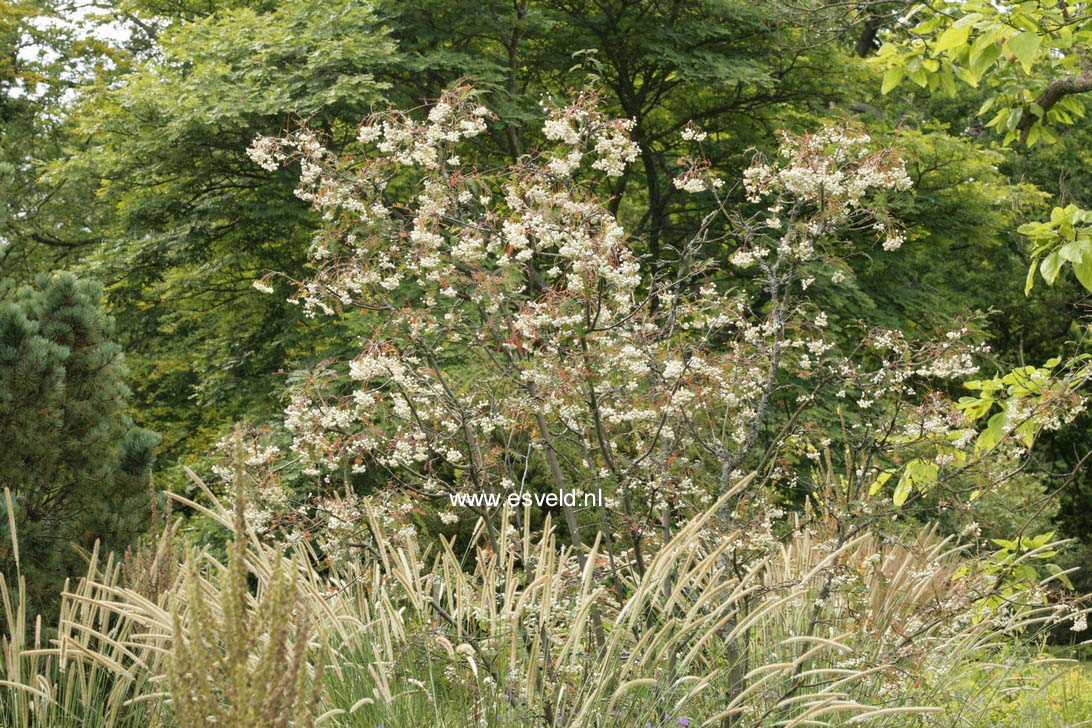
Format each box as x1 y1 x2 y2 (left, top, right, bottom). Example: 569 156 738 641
246 86 1082 564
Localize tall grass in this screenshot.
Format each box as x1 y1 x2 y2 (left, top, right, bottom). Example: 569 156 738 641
1 478 1087 727
1 490 170 727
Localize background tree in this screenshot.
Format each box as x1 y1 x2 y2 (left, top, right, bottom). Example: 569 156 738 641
379 0 839 265
46 0 396 460
1 0 124 277
871 0 1092 146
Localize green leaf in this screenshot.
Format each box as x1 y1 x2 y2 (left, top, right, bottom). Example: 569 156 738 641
952 13 983 29
1058 240 1085 263
881 66 905 94
869 469 893 496
1025 123 1041 147
1029 532 1055 548
1040 250 1063 285
893 476 912 506
1070 251 1092 290
935 24 971 54
968 40 1003 83
957 396 993 420
975 415 1006 454
1005 31 1041 73
1045 563 1074 589
894 459 939 506
1015 419 1037 448
1001 365 1036 387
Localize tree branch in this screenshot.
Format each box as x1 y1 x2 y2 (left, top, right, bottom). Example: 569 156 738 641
854 12 884 57
1018 65 1092 144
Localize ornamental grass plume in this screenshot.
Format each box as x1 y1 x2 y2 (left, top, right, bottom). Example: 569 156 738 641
310 476 1081 727
1 488 169 727
0 471 1087 727
121 477 181 606
167 448 325 728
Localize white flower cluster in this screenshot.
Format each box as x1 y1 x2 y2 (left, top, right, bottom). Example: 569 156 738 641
680 124 707 142
738 124 913 257
542 99 638 179
744 125 911 206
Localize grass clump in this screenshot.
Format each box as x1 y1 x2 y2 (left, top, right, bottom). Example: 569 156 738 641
2 476 1090 727
167 478 324 727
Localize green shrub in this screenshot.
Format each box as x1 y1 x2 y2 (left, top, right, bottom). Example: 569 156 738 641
0 272 158 614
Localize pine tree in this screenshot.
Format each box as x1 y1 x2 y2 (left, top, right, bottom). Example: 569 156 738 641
0 272 158 614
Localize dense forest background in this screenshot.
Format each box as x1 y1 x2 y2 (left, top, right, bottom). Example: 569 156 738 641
3 1 1092 726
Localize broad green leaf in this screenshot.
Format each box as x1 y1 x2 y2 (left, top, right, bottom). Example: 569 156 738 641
1005 31 1041 73
968 40 1003 84
1009 11 1040 33
1005 107 1023 131
939 68 958 94
1017 220 1047 236
975 418 1005 454
1058 240 1085 263
881 66 905 94
894 459 939 506
1045 563 1074 589
952 13 983 28
1029 532 1055 548
868 469 893 496
957 396 993 420
1001 366 1037 385
1015 419 1036 448
893 476 912 506
935 24 971 54
1072 251 1092 290
1040 250 1063 285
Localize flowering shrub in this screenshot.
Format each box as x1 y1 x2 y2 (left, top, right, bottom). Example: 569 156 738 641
122 87 1082 725
239 86 1086 575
